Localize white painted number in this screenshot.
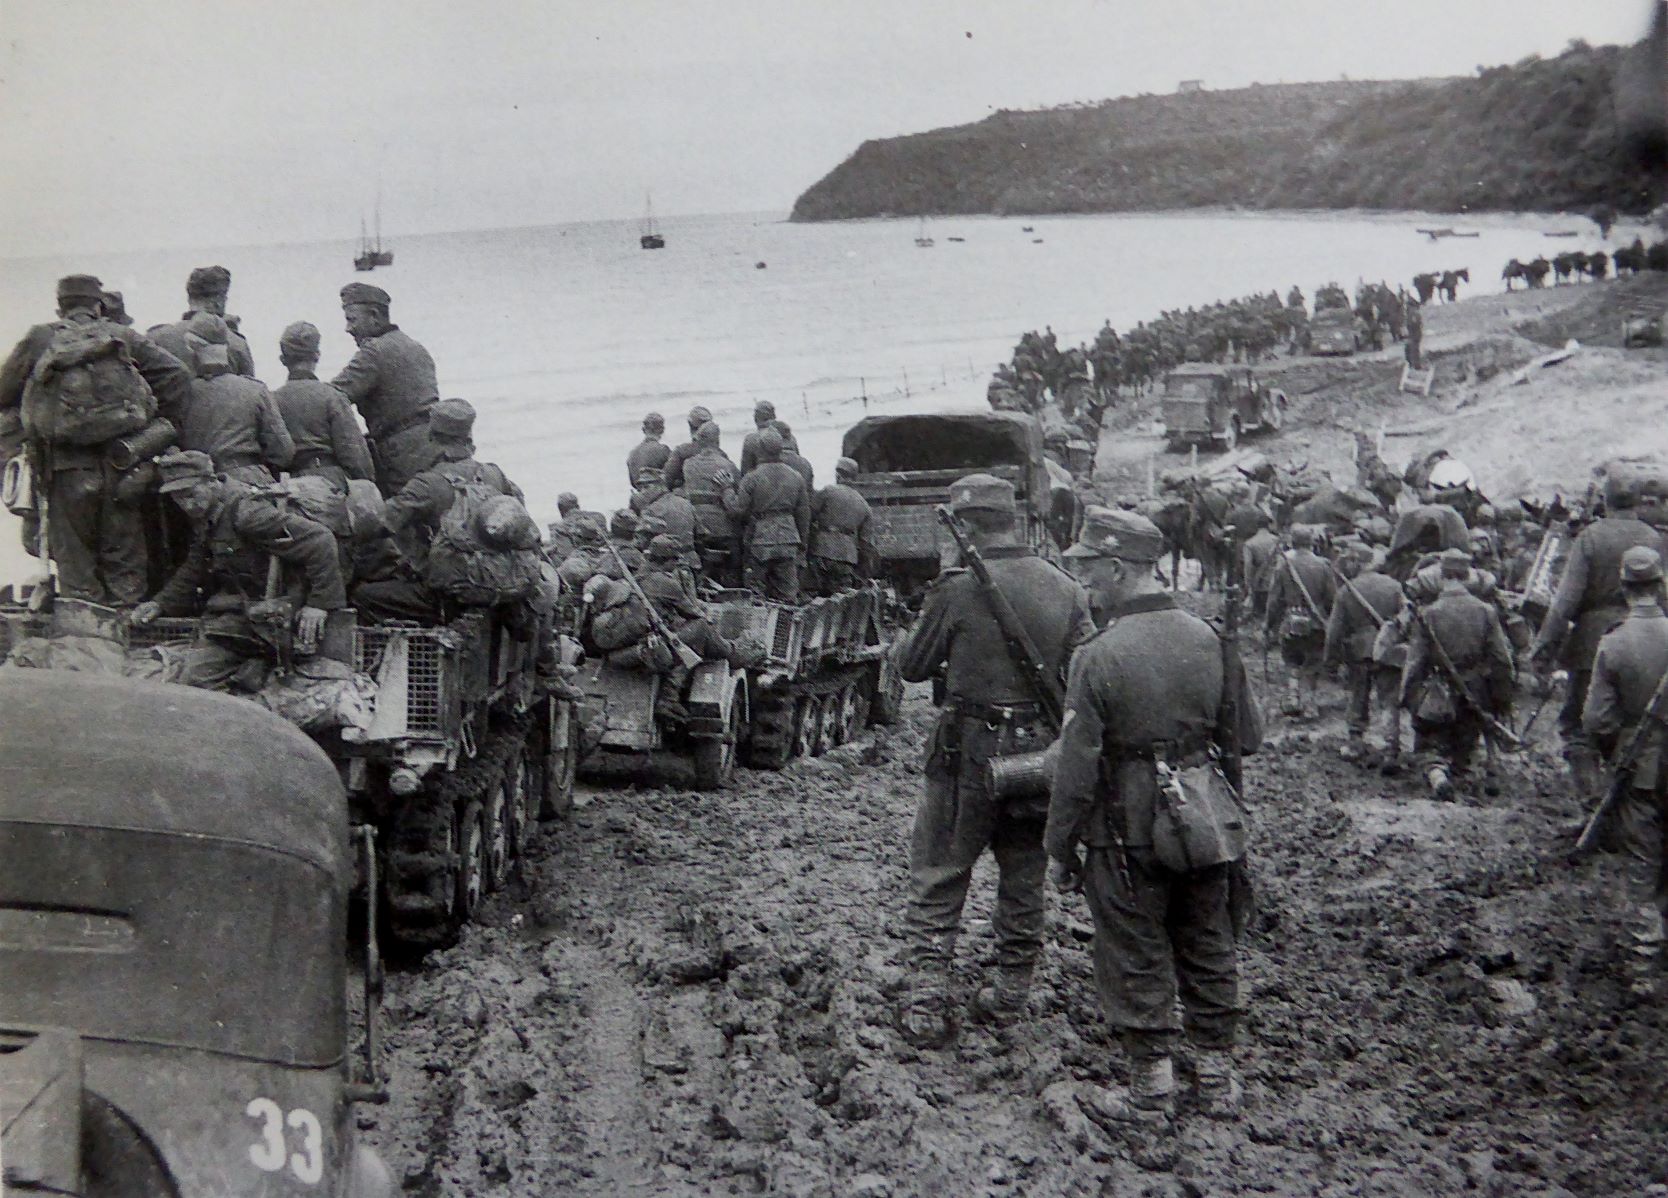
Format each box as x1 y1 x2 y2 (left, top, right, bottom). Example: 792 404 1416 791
245 1098 325 1185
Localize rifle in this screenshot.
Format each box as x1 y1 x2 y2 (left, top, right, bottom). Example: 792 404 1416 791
1407 600 1523 749
1573 665 1668 856
1328 564 1390 631
935 506 1064 729
1217 584 1245 794
247 554 295 675
602 538 702 671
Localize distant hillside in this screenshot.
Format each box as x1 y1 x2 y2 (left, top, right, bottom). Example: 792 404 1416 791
791 43 1660 221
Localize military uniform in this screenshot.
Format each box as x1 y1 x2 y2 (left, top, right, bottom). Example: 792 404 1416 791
148 266 257 379
634 482 698 553
330 284 440 495
0 276 195 605
738 402 776 475
807 463 873 595
272 321 374 489
1240 527 1279 618
627 427 671 490
661 405 713 493
181 371 295 485
1264 538 1337 716
724 433 810 602
897 475 1094 1041
681 435 741 586
1400 552 1516 797
1047 508 1262 1118
1582 546 1668 985
146 451 346 690
1324 555 1403 756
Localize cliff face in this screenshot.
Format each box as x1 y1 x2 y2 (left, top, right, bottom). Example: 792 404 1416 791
791 45 1659 220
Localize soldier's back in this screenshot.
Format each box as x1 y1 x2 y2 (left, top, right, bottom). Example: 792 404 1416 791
1595 612 1668 717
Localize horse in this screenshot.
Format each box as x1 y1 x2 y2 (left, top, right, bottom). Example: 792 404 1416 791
1552 253 1576 284
1438 268 1468 302
1525 257 1551 288
1501 259 1525 290
1412 272 1439 305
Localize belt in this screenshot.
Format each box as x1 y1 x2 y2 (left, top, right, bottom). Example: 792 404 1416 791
291 449 339 471
217 452 263 468
946 697 1041 725
371 407 433 442
1106 731 1217 763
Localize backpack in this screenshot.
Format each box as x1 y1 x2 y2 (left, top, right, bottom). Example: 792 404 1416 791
423 464 543 606
1278 555 1326 641
21 321 156 446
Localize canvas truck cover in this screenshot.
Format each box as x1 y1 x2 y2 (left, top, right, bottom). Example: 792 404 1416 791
841 411 1048 504
0 671 349 1065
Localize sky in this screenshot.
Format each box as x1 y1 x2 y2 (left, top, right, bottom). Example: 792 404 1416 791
0 0 1653 256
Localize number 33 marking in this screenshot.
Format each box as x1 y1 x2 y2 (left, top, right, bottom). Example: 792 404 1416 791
246 1098 324 1184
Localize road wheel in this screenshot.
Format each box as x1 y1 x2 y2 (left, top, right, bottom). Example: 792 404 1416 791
810 694 836 756
834 682 869 746
454 801 487 926
742 690 794 770
871 657 905 726
693 687 740 790
792 694 819 757
540 702 577 820
504 746 537 867
483 767 511 894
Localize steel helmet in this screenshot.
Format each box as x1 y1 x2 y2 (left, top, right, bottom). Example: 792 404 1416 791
1428 459 1474 491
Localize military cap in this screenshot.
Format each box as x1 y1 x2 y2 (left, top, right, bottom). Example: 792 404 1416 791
753 399 776 420
755 428 784 459
56 274 105 304
609 508 639 537
570 512 607 544
687 404 712 426
1289 525 1316 549
557 491 580 513
279 320 321 356
101 290 133 326
634 465 664 485
429 398 476 441
186 265 231 297
638 514 669 537
1437 547 1472 576
835 456 858 478
695 420 722 446
1621 545 1664 583
155 449 217 493
948 472 1015 515
646 534 683 561
1063 506 1166 562
185 311 228 343
339 281 391 308
643 411 665 432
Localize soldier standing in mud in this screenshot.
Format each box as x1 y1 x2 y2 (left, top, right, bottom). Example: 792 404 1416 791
1264 525 1336 719
1046 508 1263 1129
894 474 1094 1048
1324 538 1405 766
1582 546 1668 997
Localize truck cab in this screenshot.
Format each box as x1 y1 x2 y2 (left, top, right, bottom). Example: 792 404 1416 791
1161 364 1288 453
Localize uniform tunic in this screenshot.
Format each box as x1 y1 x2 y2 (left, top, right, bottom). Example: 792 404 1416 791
329 326 439 495
626 436 671 489
150 310 256 378
1324 569 1403 735
181 374 295 484
899 546 1094 972
1401 580 1515 777
723 460 810 601
273 369 374 488
808 482 873 593
1046 591 1262 1053
1264 548 1337 669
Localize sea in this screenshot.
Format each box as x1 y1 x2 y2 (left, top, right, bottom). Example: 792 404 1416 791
0 208 1609 586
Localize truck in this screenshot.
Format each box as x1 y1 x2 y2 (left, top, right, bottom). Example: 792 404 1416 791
1160 364 1289 453
0 592 578 953
840 411 1061 601
1309 307 1360 356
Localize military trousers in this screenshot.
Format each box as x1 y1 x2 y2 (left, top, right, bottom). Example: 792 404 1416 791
47 459 148 606
1279 629 1325 674
353 575 444 625
1412 709 1485 779
744 549 800 603
1344 661 1399 737
1557 668 1593 754
1082 846 1241 1058
904 713 1048 975
807 556 860 596
1616 782 1668 955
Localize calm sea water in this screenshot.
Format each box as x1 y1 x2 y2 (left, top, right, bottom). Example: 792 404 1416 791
0 208 1603 584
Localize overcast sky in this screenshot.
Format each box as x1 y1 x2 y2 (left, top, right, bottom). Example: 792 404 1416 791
0 0 1651 256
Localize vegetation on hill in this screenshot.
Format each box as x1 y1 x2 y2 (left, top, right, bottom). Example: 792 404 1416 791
791 43 1661 221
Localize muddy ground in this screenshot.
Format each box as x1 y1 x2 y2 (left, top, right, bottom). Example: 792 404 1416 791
365 278 1668 1197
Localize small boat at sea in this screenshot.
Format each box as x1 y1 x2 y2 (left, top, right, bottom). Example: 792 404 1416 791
1543 230 1580 238
914 216 934 248
640 193 665 250
947 236 965 243
353 201 393 271
1021 225 1035 233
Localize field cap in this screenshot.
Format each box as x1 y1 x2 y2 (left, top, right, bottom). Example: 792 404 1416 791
57 274 105 304
1063 507 1165 562
948 472 1016 516
1290 525 1317 549
753 399 776 420
835 456 858 478
646 534 682 562
755 428 784 460
101 291 133 325
557 491 580 512
429 398 476 441
1622 545 1664 583
643 411 665 432
280 321 321 356
695 420 721 446
609 507 639 538
340 282 391 308
186 265 231 296
687 404 712 426
1438 547 1472 576
156 449 217 493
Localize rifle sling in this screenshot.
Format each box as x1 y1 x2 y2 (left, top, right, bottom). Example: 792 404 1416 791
1282 553 1327 623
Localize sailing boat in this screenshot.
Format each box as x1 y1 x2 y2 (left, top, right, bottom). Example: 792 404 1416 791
914 216 934 248
640 193 666 250
354 193 394 271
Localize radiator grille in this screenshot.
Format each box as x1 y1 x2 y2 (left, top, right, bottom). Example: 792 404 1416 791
356 624 447 736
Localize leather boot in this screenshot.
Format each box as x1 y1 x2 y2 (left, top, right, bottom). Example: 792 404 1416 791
1077 1057 1176 1169
971 964 1033 1026
895 942 957 1049
1194 1049 1243 1119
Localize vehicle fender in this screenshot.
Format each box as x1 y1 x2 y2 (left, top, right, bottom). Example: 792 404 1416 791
349 1141 396 1198
686 659 732 718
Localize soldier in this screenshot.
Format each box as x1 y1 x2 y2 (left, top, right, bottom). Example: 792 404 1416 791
0 274 194 606
133 450 346 690
148 265 256 378
1324 539 1404 764
894 474 1095 1047
1400 548 1516 799
1263 525 1337 718
1531 472 1667 800
178 314 294 484
545 492 582 562
272 321 374 490
351 398 524 624
1240 522 1280 619
100 290 134 327
807 457 874 595
629 465 698 550
627 412 671 490
1582 546 1668 997
769 420 814 488
662 404 714 492
739 399 777 475
330 282 440 496
1046 508 1262 1128
721 428 809 602
681 421 742 586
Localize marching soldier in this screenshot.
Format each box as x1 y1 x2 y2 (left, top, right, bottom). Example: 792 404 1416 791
721 428 809 602
1264 525 1336 719
330 282 440 495
1400 548 1516 799
273 321 374 490
627 412 671 490
894 474 1094 1048
1046 508 1263 1129
1324 540 1405 764
1531 472 1667 801
1582 546 1668 997
806 457 874 595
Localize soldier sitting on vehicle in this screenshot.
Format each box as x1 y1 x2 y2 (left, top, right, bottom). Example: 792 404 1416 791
807 457 875 595
177 313 295 485
133 450 347 691
629 465 698 549
545 491 583 562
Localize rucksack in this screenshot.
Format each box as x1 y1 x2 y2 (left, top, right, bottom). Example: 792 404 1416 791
423 464 543 606
21 321 157 447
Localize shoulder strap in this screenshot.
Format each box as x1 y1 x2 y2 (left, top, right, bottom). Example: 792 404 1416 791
1331 567 1390 630
1283 553 1326 620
